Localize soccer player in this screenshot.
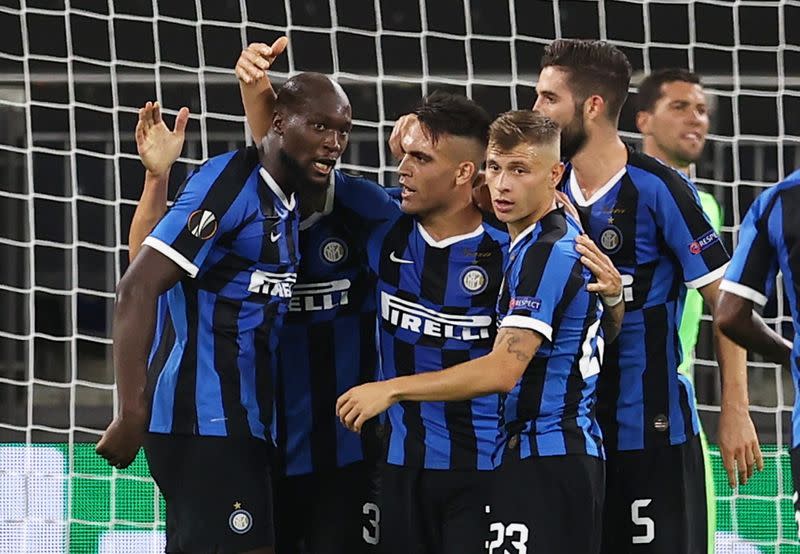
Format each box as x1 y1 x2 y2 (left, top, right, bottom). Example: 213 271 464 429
636 68 721 553
532 39 762 553
96 72 352 554
716 170 798 532
337 110 614 553
234 40 383 553
238 41 621 554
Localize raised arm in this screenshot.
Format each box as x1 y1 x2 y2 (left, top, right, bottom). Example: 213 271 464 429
129 102 189 261
235 37 288 143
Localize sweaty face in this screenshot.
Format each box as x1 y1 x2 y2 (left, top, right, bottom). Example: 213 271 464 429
396 120 461 216
279 93 352 187
533 66 588 160
639 81 709 167
485 142 562 228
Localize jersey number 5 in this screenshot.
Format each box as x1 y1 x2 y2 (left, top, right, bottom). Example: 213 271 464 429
631 498 655 544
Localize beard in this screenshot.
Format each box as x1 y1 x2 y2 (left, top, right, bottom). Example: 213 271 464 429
560 112 588 161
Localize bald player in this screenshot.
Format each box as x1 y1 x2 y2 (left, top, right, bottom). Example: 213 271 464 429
98 72 352 553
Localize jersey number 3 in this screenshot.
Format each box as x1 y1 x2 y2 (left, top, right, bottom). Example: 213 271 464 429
362 502 380 545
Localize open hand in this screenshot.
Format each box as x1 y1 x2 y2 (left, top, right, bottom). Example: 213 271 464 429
135 101 189 177
336 382 396 433
576 234 622 300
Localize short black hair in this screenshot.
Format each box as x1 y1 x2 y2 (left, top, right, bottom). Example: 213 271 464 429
275 72 347 114
489 110 560 151
637 68 703 113
541 39 632 121
412 91 491 147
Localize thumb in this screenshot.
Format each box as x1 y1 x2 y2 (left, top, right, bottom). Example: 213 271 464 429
173 107 190 136
269 36 288 61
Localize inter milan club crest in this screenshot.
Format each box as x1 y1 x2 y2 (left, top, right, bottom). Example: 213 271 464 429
460 266 488 295
186 209 218 240
320 238 348 264
599 225 622 254
228 502 253 535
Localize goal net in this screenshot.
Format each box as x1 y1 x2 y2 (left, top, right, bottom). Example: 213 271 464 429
0 1 798 552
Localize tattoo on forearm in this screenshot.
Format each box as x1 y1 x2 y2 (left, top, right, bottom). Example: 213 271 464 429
499 330 535 363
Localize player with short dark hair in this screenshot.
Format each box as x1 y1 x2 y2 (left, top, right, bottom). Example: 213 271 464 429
533 38 762 554
637 67 721 554
716 170 799 533
337 109 615 553
96 72 352 554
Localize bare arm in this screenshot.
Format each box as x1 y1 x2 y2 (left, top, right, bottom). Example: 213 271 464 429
129 102 189 261
702 278 764 487
96 247 184 468
716 290 792 365
235 38 288 143
336 328 540 432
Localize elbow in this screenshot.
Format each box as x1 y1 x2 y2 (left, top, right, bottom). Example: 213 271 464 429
494 365 522 394
115 271 158 311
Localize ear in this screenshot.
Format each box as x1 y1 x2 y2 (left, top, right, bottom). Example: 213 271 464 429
455 160 478 187
584 94 606 121
635 110 651 135
272 111 284 135
551 161 565 187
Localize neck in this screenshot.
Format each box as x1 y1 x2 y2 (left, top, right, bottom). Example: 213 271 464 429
297 185 328 219
259 135 299 201
507 198 557 243
418 195 483 242
642 137 691 176
570 126 628 200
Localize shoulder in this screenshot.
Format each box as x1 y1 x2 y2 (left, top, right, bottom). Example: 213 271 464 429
520 211 577 266
481 219 510 248
626 149 695 196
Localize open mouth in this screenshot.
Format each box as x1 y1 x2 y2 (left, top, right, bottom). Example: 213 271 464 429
493 198 514 214
312 159 336 175
401 185 416 200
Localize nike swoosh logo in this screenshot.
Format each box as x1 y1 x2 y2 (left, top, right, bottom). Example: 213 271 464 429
389 251 414 264
270 232 282 242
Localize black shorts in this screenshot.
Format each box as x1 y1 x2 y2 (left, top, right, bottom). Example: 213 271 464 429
491 440 605 554
144 433 274 553
378 463 494 554
601 434 707 554
274 461 379 554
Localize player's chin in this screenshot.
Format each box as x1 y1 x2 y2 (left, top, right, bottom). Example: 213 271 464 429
400 197 422 215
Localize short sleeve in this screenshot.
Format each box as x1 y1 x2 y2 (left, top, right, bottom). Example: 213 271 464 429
652 175 729 289
500 243 578 342
720 190 780 306
143 151 251 277
335 172 401 227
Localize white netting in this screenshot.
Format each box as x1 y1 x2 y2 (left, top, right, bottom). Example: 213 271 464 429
0 0 798 552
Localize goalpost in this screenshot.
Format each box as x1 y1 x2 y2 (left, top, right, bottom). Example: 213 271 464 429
0 1 798 552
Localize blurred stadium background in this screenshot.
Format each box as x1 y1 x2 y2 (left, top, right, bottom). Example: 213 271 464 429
0 0 798 552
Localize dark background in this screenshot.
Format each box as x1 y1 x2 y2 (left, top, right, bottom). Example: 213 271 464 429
0 0 798 443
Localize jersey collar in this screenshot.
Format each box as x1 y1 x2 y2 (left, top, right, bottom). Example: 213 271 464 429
299 171 336 230
417 222 485 249
509 221 537 253
568 166 627 207
259 167 297 211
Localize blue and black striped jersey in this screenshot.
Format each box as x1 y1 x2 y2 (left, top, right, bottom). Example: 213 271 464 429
336 177 508 470
563 148 729 452
143 146 299 441
274 170 379 476
721 170 800 446
495 208 604 463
